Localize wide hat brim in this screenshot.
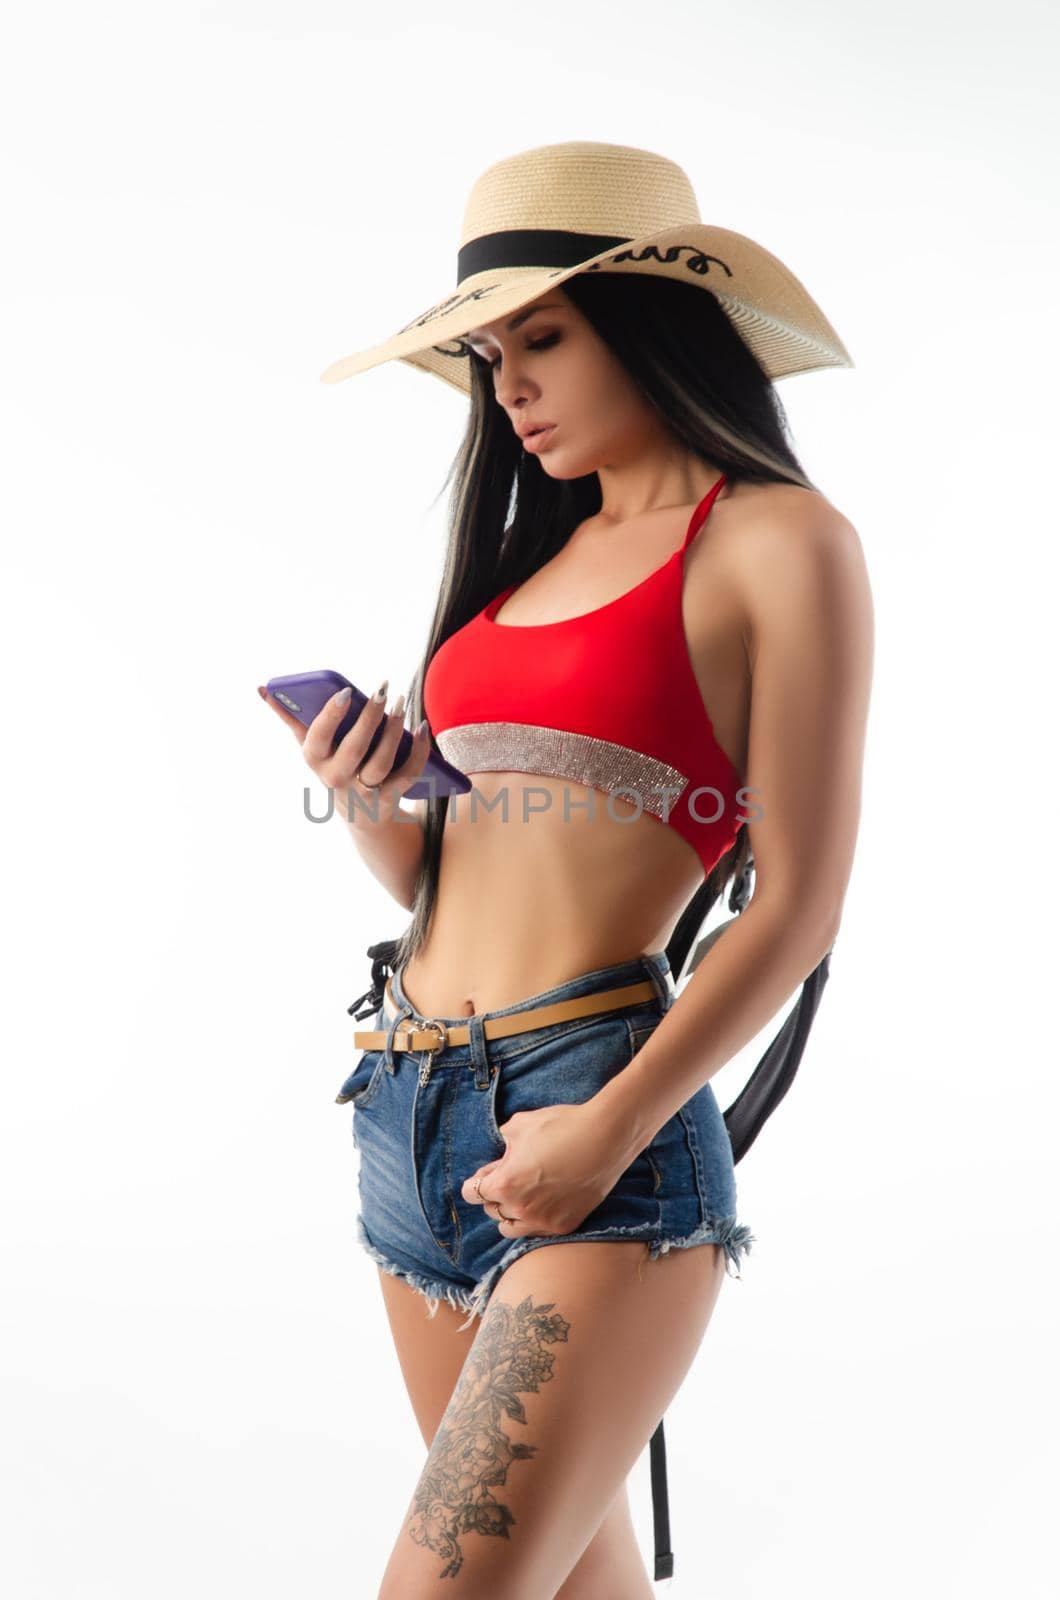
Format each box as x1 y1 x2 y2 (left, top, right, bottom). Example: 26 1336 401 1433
319 221 854 397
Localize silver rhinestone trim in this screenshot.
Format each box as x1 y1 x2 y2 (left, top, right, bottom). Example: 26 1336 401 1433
435 722 689 820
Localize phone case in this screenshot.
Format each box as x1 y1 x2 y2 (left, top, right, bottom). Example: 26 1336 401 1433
264 670 472 800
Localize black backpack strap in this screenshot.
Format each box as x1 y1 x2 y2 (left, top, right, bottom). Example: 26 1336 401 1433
346 938 403 1021
723 946 832 1164
643 857 831 1582
649 1416 674 1581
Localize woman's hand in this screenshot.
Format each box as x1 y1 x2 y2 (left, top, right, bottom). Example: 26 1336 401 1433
257 680 430 822
461 1102 629 1239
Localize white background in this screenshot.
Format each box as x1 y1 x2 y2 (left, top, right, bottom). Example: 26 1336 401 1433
2 2 1057 1596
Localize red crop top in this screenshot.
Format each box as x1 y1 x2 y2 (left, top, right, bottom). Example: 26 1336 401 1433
423 472 747 878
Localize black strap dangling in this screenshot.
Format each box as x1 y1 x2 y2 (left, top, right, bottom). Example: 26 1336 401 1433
346 938 403 1020
649 1418 674 1581
646 844 831 1582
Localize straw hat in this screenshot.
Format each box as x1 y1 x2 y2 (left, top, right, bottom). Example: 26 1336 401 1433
319 140 853 396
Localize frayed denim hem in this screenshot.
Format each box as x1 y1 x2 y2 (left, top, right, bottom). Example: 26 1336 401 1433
461 1221 660 1330
356 1212 756 1335
355 1215 479 1322
647 1214 756 1281
455 1213 755 1334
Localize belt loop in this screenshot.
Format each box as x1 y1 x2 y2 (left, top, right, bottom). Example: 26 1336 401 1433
384 1003 415 1074
643 952 673 1013
467 1013 491 1090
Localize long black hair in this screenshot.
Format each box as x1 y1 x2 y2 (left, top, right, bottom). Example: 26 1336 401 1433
390 270 816 977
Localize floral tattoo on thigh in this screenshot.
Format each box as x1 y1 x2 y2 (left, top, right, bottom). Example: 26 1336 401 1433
405 1292 571 1580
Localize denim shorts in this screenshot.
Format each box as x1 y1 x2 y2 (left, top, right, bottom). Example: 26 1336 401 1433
333 949 754 1331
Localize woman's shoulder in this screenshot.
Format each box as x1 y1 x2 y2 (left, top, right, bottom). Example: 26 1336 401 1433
719 480 870 661
719 479 863 589
683 478 867 669
725 477 855 538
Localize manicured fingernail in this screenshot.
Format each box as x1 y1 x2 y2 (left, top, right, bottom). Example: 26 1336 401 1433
333 685 352 704
416 718 428 738
373 678 389 703
389 692 406 719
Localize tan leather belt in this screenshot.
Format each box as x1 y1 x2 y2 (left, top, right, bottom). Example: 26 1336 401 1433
351 975 660 1058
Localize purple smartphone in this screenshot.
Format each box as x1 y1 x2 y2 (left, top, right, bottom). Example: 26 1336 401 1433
265 669 471 800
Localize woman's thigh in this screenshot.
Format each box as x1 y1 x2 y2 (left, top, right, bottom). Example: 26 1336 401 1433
377 1268 478 1448
375 1269 651 1600
375 1235 727 1600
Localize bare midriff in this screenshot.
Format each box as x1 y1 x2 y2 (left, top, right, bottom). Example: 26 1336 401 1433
399 783 709 1019
398 483 758 1020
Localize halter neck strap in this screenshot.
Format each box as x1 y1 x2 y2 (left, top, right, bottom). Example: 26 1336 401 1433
681 473 728 552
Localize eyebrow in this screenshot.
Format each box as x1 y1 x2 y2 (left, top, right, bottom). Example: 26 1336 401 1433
465 302 564 346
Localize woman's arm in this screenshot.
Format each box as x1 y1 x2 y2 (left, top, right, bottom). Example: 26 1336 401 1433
590 496 874 1162
343 792 428 912
258 681 431 913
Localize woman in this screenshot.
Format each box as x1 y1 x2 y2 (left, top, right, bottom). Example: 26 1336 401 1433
261 142 872 1599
